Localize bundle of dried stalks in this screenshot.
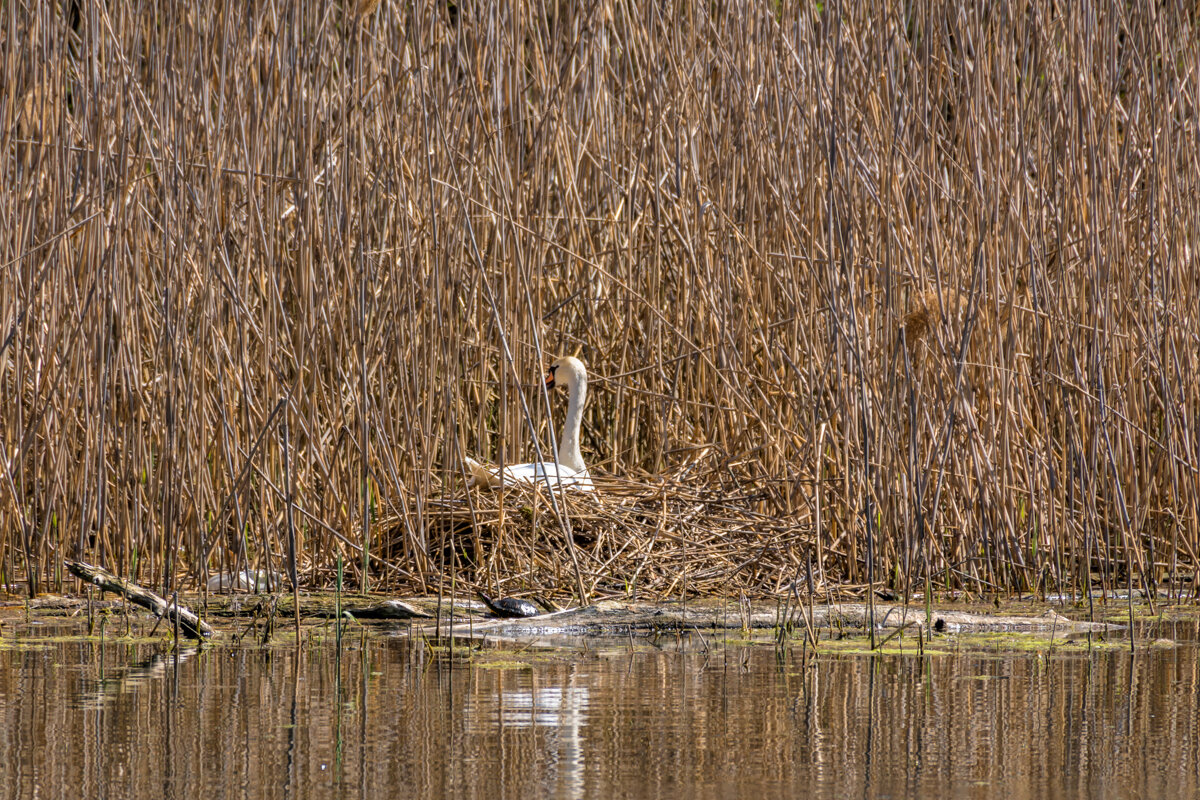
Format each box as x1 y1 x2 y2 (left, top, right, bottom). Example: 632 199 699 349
2 1 1198 602
378 456 819 601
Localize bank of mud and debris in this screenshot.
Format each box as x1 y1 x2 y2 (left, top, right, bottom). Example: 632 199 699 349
4 560 1138 650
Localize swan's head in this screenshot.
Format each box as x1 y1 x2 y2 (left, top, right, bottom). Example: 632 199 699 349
545 356 587 392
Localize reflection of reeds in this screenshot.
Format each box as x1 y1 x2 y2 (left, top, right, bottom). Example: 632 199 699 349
1 3 1197 601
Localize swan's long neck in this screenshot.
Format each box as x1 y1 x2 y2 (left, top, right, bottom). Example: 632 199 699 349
557 372 586 473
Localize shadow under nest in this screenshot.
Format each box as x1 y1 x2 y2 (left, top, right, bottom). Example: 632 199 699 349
379 471 820 598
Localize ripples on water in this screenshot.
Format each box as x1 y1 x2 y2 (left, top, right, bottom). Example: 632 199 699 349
0 617 1197 799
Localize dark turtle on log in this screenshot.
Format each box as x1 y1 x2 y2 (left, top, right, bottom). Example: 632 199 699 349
477 591 540 619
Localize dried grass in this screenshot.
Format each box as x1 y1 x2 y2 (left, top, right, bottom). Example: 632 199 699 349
2 1 1198 601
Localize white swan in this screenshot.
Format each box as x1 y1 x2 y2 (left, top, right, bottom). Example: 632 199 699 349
465 356 595 491
206 569 285 593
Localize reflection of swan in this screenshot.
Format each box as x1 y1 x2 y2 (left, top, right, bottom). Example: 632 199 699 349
492 686 590 800
498 686 590 728
465 356 594 491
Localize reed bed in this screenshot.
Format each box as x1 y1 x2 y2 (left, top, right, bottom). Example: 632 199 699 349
380 463 818 601
2 1 1198 601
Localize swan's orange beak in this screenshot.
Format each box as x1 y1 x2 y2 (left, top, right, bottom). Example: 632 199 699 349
545 364 558 389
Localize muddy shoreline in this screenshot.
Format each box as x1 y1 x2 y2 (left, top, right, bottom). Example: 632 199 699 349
9 591 1139 639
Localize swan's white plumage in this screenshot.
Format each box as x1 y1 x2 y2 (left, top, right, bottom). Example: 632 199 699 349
206 569 284 593
465 356 595 492
464 456 594 491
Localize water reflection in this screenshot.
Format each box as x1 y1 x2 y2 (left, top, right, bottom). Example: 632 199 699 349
468 685 589 799
0 618 1196 799
77 647 199 710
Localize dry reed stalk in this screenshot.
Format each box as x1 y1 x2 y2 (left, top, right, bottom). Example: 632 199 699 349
1 1 1197 601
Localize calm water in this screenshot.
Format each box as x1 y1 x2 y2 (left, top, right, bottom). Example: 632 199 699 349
0 614 1198 799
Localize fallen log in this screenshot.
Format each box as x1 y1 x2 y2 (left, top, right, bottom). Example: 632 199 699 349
434 599 1121 638
344 599 435 620
64 559 214 640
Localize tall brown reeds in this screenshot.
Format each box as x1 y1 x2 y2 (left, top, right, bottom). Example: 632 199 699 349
2 1 1198 601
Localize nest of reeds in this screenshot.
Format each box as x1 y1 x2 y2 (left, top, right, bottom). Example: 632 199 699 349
378 457 823 600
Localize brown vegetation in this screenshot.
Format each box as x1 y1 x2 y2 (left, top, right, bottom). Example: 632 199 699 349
2 1 1198 601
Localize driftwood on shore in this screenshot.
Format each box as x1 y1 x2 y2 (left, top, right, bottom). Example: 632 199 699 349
64 559 214 639
344 599 435 620
434 599 1121 638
